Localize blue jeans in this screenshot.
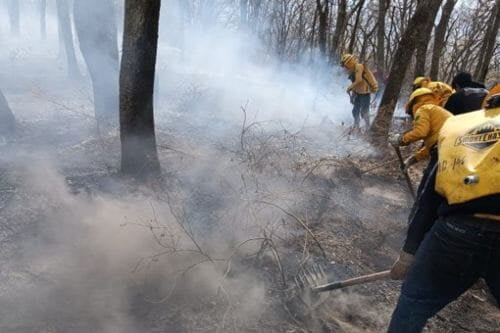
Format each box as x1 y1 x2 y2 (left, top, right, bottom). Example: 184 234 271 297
388 216 500 332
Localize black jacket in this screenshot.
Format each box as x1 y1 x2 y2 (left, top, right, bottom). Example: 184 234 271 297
444 88 488 115
403 165 500 254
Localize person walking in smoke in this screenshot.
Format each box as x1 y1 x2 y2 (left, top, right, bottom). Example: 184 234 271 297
387 94 500 333
412 76 453 107
341 54 379 132
445 72 488 115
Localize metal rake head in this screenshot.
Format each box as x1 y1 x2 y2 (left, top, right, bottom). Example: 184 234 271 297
295 263 330 309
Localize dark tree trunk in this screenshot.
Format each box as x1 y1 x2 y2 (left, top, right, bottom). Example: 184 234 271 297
74 0 119 129
40 0 47 39
376 0 389 75
0 89 15 137
120 0 161 178
475 0 500 82
316 0 329 57
8 0 20 35
370 0 443 144
430 0 456 80
56 0 80 78
331 0 347 61
348 0 366 53
414 0 440 77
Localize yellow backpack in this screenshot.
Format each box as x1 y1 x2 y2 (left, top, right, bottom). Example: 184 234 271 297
436 106 500 204
362 65 379 94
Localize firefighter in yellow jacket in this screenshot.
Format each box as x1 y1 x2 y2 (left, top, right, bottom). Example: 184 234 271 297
387 94 500 332
341 54 379 130
413 77 453 107
389 88 452 172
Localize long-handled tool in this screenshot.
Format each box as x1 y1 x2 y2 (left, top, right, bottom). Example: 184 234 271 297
296 264 391 309
312 270 390 292
392 144 416 200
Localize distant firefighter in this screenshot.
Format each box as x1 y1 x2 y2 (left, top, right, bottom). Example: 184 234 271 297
341 54 379 131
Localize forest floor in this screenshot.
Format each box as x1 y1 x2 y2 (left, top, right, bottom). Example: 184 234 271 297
1 60 499 333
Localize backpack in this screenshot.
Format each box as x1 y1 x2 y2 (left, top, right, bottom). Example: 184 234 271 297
435 107 500 204
362 65 379 93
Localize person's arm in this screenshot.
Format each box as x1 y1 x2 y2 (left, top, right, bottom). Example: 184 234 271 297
402 165 444 254
348 64 364 91
402 109 431 144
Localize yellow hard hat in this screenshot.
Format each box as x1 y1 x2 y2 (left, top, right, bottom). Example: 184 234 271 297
341 54 355 66
412 76 430 89
409 88 434 104
406 88 434 114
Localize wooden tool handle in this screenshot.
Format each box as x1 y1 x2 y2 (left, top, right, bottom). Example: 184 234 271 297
313 270 391 292
392 145 416 200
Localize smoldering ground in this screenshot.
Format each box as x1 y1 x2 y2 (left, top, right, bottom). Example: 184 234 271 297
0 1 400 333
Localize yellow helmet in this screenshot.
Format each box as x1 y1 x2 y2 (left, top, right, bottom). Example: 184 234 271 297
341 54 356 66
412 76 430 89
413 76 430 86
406 88 434 114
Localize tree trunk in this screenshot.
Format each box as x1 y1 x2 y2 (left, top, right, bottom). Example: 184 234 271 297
475 0 500 82
8 0 20 35
0 89 16 137
56 0 80 78
40 0 47 39
331 0 347 61
120 0 161 178
413 0 440 77
74 0 119 129
370 0 443 144
430 0 456 80
348 0 366 53
316 0 329 58
376 0 389 75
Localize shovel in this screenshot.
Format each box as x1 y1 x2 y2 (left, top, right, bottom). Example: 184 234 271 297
392 144 416 200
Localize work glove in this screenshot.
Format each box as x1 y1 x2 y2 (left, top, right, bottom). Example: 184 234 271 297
390 251 414 280
403 155 418 173
388 133 403 146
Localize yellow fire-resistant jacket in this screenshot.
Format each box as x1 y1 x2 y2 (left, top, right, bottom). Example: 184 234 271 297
403 103 453 161
346 62 372 95
427 81 453 107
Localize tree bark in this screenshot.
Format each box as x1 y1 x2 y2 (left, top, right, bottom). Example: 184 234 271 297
370 0 443 144
40 0 47 40
475 0 500 82
8 0 20 35
56 0 80 78
430 0 456 80
74 0 119 129
347 0 366 53
376 0 389 75
0 89 15 137
331 0 347 61
316 0 329 58
120 0 161 178
413 0 440 77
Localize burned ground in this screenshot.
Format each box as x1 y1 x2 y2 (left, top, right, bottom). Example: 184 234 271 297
1 56 499 333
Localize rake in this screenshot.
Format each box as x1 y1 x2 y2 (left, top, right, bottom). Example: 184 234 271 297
296 264 391 308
